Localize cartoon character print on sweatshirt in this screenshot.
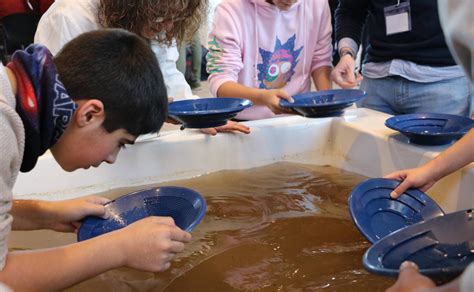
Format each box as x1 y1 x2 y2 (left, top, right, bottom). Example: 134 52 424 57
257 35 303 89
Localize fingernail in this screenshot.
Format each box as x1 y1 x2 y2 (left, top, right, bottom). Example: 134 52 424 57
390 191 397 198
401 261 418 270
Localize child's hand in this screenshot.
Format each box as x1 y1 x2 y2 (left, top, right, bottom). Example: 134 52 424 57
114 217 192 272
200 121 251 135
384 165 439 198
44 196 110 232
259 89 295 114
331 55 363 89
387 261 436 292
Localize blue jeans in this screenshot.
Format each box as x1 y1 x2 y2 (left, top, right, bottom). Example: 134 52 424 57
358 75 472 116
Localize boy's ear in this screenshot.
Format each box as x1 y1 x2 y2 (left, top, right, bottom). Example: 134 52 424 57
74 99 105 128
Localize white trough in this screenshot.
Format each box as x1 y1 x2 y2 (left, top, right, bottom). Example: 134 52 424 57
13 108 474 213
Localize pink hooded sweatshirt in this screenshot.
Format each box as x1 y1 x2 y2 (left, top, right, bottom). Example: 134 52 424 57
207 0 333 120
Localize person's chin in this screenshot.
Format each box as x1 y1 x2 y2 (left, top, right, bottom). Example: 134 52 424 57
57 162 79 172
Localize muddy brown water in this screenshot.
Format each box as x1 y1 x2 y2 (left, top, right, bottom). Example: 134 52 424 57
12 162 395 291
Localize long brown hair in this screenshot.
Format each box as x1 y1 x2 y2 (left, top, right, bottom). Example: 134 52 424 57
98 0 208 45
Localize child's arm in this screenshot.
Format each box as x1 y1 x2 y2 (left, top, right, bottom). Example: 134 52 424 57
0 217 191 291
217 82 294 114
385 129 474 198
311 66 332 91
331 0 368 88
10 196 109 232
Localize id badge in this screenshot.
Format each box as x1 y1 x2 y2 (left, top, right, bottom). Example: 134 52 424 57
384 1 412 35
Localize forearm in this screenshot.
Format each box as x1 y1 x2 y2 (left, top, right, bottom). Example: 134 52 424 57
427 129 474 180
0 232 123 291
312 66 332 90
11 200 51 231
217 81 265 105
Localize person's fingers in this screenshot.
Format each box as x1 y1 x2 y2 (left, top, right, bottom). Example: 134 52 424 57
169 229 192 243
332 71 358 89
72 221 81 231
400 261 418 271
162 262 171 271
200 128 218 136
383 171 405 180
346 68 356 84
168 97 174 104
86 196 111 205
355 73 364 83
216 122 251 134
83 203 108 217
169 241 186 253
270 106 285 115
151 216 177 227
232 123 251 134
277 90 294 103
390 179 413 198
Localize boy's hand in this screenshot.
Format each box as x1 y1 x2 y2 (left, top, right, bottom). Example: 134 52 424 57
387 261 436 292
259 89 295 114
200 121 251 135
115 217 192 272
331 55 363 89
384 165 439 199
44 196 110 232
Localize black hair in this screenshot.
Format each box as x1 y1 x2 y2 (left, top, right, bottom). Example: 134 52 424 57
54 29 168 136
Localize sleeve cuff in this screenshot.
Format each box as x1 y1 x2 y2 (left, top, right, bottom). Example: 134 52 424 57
338 38 359 57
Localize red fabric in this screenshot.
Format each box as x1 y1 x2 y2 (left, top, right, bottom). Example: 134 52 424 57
0 0 54 19
28 0 55 14
0 1 27 19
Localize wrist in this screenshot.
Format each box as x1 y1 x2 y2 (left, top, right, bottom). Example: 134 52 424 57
424 158 445 182
254 89 269 105
105 229 129 267
339 48 355 59
39 201 59 230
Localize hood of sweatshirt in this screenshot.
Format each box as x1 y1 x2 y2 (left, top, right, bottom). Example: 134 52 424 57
249 0 302 14
248 0 307 89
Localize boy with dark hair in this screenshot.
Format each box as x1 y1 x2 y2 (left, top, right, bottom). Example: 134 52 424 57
0 29 191 291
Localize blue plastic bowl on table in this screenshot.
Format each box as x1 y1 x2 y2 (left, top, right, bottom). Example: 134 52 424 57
279 89 366 117
77 186 207 241
385 113 474 146
349 178 445 243
363 209 474 283
168 97 252 128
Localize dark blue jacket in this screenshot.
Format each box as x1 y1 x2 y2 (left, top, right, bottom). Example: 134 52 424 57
335 0 457 66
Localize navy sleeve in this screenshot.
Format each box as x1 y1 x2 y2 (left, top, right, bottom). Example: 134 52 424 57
335 0 370 47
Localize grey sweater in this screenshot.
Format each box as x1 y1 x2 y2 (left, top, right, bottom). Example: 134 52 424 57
0 64 25 270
